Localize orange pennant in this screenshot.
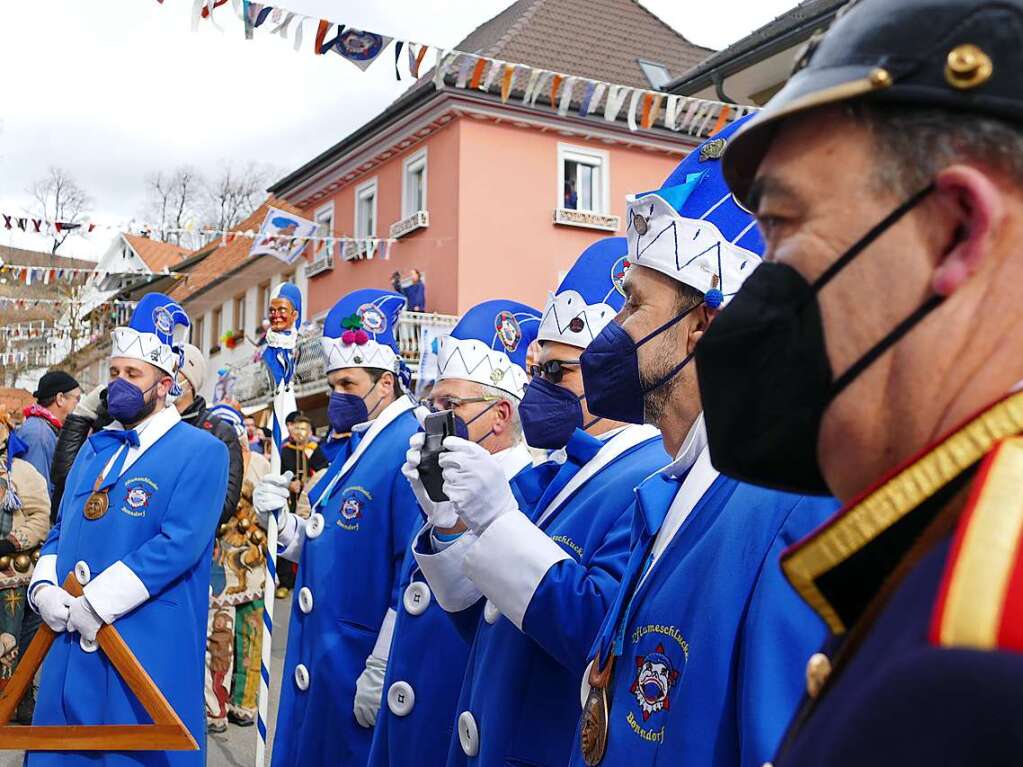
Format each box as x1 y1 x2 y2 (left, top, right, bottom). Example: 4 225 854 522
314 19 330 55
413 45 429 78
640 93 654 129
469 57 487 89
710 105 731 136
500 64 515 103
550 74 564 107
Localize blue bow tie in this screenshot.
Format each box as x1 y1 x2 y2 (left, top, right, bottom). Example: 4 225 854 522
565 428 604 465
88 428 141 452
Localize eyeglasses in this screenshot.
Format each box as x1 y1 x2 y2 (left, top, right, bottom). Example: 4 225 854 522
423 394 500 412
528 359 580 384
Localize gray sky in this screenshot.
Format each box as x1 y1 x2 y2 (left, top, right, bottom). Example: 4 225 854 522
0 0 796 261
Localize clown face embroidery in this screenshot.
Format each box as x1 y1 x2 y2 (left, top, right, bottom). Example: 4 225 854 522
126 486 151 510
630 644 681 721
611 256 632 297
494 311 522 352
341 497 363 521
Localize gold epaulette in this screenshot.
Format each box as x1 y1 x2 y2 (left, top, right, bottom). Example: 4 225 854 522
782 389 1023 634
930 435 1023 652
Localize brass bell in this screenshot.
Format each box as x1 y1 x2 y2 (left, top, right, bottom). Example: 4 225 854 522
0 556 11 571
13 554 31 573
218 524 230 536
250 529 266 545
945 44 993 90
238 518 252 531
30 549 41 563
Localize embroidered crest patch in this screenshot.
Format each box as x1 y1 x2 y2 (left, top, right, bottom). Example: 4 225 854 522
337 486 372 531
357 303 386 334
341 496 363 521
494 311 522 352
152 306 174 337
121 477 158 518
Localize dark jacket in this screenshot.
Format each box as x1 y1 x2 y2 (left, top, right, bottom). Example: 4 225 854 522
50 393 243 527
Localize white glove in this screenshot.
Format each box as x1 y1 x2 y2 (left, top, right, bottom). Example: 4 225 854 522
67 595 104 642
402 432 459 528
253 471 294 529
353 653 387 727
34 585 73 632
75 383 105 420
438 437 518 534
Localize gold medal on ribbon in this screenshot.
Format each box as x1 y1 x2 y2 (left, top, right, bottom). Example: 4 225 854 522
84 491 109 521
580 655 614 766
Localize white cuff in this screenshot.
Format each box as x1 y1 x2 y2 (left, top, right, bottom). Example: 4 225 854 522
83 561 150 624
28 554 58 611
413 525 484 612
277 513 306 562
462 509 571 630
372 608 397 660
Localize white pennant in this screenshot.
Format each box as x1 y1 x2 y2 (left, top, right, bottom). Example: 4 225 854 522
558 76 575 116
521 68 543 104
603 85 629 121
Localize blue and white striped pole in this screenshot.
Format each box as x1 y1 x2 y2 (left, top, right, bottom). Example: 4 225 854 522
256 284 302 767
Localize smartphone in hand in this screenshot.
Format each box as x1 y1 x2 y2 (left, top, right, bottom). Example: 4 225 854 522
419 410 455 502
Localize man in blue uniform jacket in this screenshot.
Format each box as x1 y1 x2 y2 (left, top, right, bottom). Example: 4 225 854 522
406 237 669 767
367 298 546 767
26 293 229 767
567 119 837 767
254 289 422 767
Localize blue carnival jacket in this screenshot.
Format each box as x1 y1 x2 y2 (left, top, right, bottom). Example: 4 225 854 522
28 406 228 767
416 424 668 767
367 443 551 767
271 396 421 767
568 445 838 767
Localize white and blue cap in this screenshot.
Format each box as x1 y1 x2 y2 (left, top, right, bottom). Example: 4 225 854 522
537 237 628 349
111 292 190 378
625 115 764 309
271 282 303 328
321 288 407 376
438 299 542 399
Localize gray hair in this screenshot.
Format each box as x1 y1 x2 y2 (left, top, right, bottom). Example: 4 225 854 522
850 103 1023 195
476 382 523 442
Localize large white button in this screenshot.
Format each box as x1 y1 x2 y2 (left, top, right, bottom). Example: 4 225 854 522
74 561 91 586
306 513 325 539
80 636 98 653
458 711 479 757
387 681 415 716
403 582 431 616
298 587 314 614
483 600 500 625
294 663 310 690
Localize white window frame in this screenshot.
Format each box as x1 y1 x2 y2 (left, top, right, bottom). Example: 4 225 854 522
401 148 428 219
353 177 379 259
557 143 610 214
313 200 336 262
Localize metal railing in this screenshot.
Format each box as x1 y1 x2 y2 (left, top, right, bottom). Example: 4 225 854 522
230 311 459 408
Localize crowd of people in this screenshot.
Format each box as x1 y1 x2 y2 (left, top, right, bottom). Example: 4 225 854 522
4 1 1023 764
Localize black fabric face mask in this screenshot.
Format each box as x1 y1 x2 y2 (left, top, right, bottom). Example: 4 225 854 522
695 184 939 495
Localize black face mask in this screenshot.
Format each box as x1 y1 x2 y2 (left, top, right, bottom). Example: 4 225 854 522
695 184 939 496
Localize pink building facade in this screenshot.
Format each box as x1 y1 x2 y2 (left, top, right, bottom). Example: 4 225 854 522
278 87 695 320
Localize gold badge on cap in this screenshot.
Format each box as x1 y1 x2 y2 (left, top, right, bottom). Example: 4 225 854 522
945 44 993 90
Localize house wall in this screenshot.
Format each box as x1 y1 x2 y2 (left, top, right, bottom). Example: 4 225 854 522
302 121 461 318
455 118 685 311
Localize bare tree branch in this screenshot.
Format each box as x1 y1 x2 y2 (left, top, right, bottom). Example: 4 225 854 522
28 167 91 253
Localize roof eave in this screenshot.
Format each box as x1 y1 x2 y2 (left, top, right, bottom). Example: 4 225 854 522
665 5 843 96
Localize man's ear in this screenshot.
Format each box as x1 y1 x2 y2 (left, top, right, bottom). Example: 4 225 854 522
931 165 1005 296
685 304 715 356
492 399 513 435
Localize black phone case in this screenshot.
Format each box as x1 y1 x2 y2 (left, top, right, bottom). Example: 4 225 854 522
419 410 454 502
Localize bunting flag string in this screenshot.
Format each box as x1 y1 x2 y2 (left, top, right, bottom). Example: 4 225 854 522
164 0 754 139
0 295 137 308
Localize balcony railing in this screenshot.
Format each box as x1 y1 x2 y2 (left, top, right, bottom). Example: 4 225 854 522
230 311 459 409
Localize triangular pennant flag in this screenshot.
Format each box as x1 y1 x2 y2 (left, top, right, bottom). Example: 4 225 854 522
394 40 404 80
0 574 197 751
500 64 515 103
469 57 487 89
412 44 428 78
558 76 575 116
